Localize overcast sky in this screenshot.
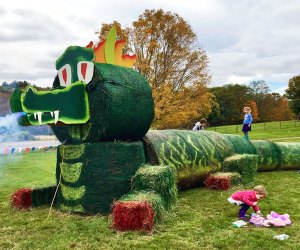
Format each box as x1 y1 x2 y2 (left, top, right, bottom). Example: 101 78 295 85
1 0 299 94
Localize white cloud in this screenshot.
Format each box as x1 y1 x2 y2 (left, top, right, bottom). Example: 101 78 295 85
0 0 299 92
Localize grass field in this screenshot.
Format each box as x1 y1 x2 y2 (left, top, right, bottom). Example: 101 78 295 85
207 120 300 142
1 153 300 249
1 126 300 249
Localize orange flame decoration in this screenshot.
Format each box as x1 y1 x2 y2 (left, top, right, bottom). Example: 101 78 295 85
92 30 136 68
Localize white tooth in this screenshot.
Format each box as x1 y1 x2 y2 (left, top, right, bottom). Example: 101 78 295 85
37 112 43 125
50 111 54 118
54 110 59 124
34 113 37 119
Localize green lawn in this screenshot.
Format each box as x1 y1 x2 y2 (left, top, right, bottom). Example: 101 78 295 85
207 120 300 142
1 150 300 249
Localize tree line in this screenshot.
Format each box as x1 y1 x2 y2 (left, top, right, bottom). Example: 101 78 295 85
209 80 294 126
96 9 299 128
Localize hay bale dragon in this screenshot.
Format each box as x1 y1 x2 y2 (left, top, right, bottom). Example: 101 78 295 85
9 27 300 231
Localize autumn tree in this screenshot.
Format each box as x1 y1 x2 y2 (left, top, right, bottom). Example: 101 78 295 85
248 80 273 121
96 9 215 129
249 90 294 122
245 100 258 122
210 84 252 125
286 75 300 119
274 96 294 121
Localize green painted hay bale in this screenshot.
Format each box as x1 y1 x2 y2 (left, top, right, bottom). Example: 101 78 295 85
196 131 236 162
31 186 57 207
251 140 281 171
144 130 225 189
119 191 165 223
56 141 146 214
144 130 261 189
132 165 177 210
222 154 258 184
53 63 154 143
275 142 300 170
222 134 256 155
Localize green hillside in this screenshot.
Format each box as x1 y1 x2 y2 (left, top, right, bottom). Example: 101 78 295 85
207 120 300 142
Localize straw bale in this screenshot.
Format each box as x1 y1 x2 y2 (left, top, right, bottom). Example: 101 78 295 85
132 165 177 210
222 154 258 184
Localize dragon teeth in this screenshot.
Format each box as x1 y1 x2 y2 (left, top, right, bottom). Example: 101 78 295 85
54 110 59 124
32 111 59 124
37 112 43 125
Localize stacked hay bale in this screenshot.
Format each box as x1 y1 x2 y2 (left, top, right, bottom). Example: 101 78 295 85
131 165 177 210
112 165 177 231
112 192 162 231
56 142 146 214
51 62 154 215
222 154 258 184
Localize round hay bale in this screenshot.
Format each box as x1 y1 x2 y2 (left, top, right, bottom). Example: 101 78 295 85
222 134 256 155
52 63 154 143
144 130 249 189
251 140 281 171
275 142 300 170
144 130 225 189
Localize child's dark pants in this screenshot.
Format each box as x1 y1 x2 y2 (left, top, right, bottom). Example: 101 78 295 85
239 204 250 218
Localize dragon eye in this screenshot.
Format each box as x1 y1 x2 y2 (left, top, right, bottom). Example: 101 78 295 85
77 61 94 84
58 64 72 86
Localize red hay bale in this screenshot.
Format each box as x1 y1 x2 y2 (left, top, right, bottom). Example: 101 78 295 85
205 175 230 190
11 188 32 209
112 201 154 231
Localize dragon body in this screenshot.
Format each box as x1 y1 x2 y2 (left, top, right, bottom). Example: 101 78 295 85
10 28 300 230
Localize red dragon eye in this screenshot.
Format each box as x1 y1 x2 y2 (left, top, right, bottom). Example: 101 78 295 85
77 61 94 84
81 63 87 79
62 68 67 84
58 64 72 86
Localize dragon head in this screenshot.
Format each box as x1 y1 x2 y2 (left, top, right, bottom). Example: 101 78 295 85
10 27 154 143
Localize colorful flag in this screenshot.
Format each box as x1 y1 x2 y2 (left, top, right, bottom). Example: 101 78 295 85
4 148 9 155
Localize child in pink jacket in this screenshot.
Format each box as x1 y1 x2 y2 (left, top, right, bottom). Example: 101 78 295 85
228 185 267 220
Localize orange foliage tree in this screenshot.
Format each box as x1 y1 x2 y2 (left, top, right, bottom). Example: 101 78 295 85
273 96 294 121
245 100 258 122
96 9 216 129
